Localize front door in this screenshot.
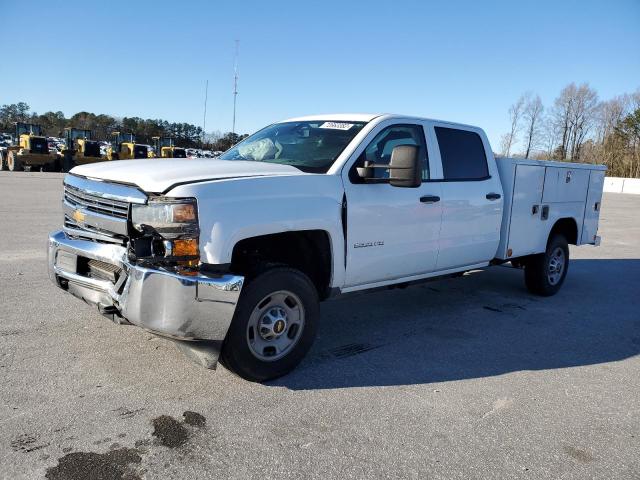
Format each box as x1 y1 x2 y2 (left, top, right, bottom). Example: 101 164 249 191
343 122 443 288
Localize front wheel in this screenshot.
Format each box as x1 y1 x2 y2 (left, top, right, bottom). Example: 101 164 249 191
524 234 569 296
221 267 319 382
7 151 23 171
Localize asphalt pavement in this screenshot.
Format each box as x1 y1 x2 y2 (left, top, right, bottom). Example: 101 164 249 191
1 171 638 479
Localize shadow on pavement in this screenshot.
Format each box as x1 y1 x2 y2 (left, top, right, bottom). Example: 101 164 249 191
270 259 640 390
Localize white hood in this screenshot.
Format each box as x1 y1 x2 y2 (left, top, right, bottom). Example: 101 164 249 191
70 158 307 193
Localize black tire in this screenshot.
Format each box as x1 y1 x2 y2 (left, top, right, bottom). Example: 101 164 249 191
0 151 6 170
62 153 75 172
524 234 569 296
221 267 319 382
7 151 23 171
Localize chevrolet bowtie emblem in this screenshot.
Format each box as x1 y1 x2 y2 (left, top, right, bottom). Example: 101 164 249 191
72 209 85 223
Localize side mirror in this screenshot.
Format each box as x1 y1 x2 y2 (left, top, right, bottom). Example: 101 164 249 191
389 145 421 188
356 144 422 188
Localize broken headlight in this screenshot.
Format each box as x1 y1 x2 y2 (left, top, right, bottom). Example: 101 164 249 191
130 197 200 266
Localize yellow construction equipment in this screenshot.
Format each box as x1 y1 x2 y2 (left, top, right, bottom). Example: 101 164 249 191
107 132 148 160
1 122 59 171
152 136 187 158
61 128 105 171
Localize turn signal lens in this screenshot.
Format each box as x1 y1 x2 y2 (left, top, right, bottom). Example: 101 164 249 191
172 238 199 257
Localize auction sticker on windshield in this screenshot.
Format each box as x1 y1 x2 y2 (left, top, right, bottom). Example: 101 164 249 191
319 122 354 130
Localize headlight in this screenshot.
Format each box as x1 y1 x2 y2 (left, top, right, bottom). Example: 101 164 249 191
131 197 200 266
132 198 198 237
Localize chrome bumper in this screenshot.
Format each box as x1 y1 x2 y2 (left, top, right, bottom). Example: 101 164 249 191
47 230 244 362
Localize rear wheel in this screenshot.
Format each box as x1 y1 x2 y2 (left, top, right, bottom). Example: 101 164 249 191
0 151 6 170
221 267 319 382
524 234 569 296
7 151 23 171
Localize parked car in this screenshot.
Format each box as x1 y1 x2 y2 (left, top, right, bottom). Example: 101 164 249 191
98 141 110 157
47 114 606 381
47 137 60 154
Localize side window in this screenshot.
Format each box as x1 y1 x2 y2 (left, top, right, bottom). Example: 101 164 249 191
435 127 489 180
351 124 429 182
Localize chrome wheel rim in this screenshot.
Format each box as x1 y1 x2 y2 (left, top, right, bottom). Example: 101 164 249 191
547 247 566 285
246 290 305 361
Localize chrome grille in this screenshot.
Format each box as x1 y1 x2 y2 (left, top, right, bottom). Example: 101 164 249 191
62 174 146 244
64 184 129 219
64 215 126 244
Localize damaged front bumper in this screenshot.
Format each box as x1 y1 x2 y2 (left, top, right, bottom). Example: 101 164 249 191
47 230 244 367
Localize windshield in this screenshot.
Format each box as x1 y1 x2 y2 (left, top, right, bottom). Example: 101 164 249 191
219 120 367 173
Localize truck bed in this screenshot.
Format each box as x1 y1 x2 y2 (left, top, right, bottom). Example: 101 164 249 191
494 157 606 260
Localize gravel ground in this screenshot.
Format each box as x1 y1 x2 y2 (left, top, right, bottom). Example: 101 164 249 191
0 171 638 479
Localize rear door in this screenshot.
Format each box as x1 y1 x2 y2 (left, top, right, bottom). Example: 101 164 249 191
428 124 503 269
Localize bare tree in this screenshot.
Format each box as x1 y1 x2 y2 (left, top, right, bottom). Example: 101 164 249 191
551 83 577 160
508 85 640 175
541 114 559 159
567 84 599 160
521 95 544 158
550 83 599 160
595 95 629 143
500 94 527 156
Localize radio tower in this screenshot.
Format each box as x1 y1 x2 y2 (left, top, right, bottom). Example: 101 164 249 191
232 40 239 136
202 79 208 145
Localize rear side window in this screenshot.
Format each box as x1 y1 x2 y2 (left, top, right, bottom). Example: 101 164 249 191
435 127 489 180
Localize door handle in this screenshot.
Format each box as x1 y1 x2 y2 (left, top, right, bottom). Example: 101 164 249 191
420 195 440 204
486 193 501 200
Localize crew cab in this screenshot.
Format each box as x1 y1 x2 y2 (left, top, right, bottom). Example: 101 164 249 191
48 114 606 381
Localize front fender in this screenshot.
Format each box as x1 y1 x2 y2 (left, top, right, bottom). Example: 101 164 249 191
168 174 346 287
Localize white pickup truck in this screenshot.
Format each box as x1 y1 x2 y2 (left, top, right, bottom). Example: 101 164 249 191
48 114 606 381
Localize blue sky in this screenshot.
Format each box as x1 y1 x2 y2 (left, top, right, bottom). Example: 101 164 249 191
1 0 638 148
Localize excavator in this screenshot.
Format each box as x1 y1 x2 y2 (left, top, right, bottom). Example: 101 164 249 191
152 136 187 158
107 132 148 160
61 128 105 171
1 122 59 171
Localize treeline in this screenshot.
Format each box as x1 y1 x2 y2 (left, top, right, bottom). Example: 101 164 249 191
0 102 247 151
501 83 640 178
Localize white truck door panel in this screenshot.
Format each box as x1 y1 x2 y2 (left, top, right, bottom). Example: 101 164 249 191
436 180 502 268
581 170 605 244
542 167 590 203
430 124 503 270
345 183 443 286
506 164 546 257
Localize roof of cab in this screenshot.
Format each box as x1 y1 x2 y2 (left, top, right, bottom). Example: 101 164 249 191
278 113 481 131
280 113 382 123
